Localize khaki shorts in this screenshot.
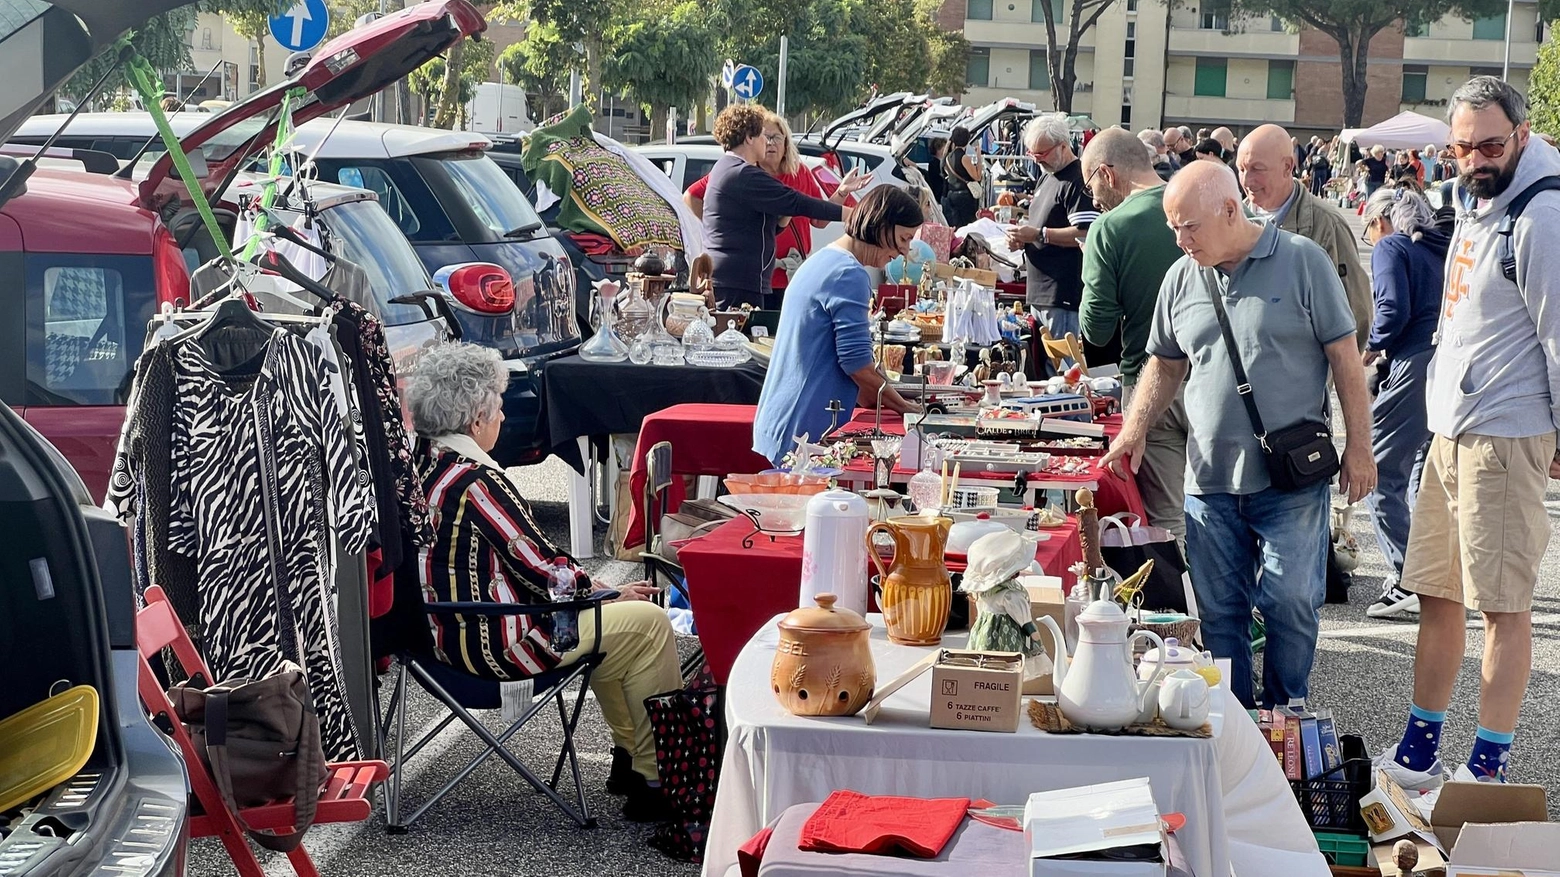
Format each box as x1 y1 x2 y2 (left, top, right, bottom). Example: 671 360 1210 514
1401 432 1556 613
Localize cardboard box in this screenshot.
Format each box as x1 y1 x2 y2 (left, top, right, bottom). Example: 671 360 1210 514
1447 822 1560 876
929 649 1023 733
1024 777 1167 877
931 261 1001 288
1361 770 1549 852
966 576 1067 695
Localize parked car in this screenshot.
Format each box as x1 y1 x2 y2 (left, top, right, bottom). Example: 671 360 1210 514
0 2 210 874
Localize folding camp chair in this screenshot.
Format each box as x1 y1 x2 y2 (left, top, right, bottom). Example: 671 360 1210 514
378 591 614 831
134 586 388 877
638 440 707 681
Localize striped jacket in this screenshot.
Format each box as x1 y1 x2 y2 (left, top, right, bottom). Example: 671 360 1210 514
418 445 588 680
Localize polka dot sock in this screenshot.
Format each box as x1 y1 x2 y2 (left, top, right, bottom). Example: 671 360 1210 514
1466 726 1513 782
1396 703 1445 772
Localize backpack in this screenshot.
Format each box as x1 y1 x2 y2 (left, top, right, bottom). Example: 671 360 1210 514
1496 175 1560 282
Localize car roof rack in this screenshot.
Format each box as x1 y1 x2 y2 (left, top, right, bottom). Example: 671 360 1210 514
0 143 119 175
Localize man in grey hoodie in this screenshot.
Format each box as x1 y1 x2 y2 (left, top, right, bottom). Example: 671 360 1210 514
1379 77 1560 791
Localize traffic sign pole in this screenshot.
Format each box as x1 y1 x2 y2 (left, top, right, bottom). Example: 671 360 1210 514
777 37 788 116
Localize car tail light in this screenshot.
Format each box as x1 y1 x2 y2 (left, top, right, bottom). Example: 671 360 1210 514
152 225 191 307
433 262 515 314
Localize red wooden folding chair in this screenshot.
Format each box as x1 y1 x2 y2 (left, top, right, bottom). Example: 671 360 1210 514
135 585 388 877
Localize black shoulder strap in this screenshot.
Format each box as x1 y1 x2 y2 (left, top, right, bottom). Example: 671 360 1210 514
1498 175 1560 282
1200 268 1270 449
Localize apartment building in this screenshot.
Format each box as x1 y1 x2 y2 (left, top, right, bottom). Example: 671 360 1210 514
938 0 1547 137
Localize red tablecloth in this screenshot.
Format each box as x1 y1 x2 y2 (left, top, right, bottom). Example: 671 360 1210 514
622 404 772 550
679 514 1084 685
834 411 1146 519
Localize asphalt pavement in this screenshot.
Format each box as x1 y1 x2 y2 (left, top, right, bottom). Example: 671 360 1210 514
187 203 1560 875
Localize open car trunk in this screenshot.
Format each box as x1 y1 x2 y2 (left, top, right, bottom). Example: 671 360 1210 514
0 405 185 875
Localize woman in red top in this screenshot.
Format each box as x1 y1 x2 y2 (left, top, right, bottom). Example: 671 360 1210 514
684 111 867 303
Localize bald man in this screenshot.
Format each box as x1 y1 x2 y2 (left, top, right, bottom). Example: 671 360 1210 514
1211 126 1236 156
1237 124 1372 349
1101 161 1376 709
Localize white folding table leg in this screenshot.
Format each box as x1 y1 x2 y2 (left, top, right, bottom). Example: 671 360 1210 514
568 436 595 559
695 475 719 500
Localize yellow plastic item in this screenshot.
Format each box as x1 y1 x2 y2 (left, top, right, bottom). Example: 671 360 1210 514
1195 665 1223 688
0 685 100 813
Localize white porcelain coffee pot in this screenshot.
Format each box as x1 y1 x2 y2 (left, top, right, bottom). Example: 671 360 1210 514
1036 599 1165 731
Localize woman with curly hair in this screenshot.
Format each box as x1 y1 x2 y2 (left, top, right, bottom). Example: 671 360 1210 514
703 104 853 308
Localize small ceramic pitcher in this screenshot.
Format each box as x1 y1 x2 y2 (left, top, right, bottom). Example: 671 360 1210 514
1157 670 1212 731
866 515 953 645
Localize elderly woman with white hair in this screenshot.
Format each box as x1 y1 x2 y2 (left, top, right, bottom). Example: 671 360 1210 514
404 343 682 820
1359 184 1448 621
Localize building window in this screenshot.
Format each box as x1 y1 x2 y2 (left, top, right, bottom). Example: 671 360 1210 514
1402 64 1428 102
967 47 991 87
1126 0 1137 10
1271 16 1284 31
1472 12 1506 40
1200 10 1228 30
1032 0 1063 24
1126 22 1136 37
1470 66 1502 78
1125 39 1136 58
1121 105 1132 126
1266 59 1294 100
1194 57 1227 96
1124 57 1135 77
968 0 993 20
1538 20 1546 42
1029 49 1050 90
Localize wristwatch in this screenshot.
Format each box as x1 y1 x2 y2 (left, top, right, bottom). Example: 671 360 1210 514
1039 227 1050 246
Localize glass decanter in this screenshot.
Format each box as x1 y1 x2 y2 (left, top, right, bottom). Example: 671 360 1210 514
617 274 656 342
647 292 685 366
906 457 943 513
578 281 629 362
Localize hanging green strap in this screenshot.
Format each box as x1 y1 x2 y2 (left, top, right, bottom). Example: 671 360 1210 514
239 86 307 261
126 53 233 262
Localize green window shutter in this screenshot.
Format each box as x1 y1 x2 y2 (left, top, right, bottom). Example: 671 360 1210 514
1401 66 1427 102
969 0 993 20
1266 60 1293 100
1472 13 1505 40
1194 57 1227 97
1030 50 1050 89
967 48 991 87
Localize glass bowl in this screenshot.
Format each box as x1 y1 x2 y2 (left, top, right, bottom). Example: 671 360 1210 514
717 494 812 534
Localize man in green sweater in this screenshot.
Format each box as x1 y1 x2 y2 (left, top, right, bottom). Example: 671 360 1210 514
1079 128 1190 538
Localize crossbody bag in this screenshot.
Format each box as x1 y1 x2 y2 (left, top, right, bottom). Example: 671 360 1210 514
1202 270 1339 491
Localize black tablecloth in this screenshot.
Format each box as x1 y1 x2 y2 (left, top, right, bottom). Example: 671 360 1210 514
543 355 767 472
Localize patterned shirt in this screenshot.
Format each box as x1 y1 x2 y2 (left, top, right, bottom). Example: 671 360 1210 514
418 443 588 680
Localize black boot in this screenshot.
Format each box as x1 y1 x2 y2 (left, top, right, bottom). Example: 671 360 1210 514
606 746 636 795
621 773 672 823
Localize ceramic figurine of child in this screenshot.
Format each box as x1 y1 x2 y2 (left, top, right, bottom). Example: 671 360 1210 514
961 529 1051 681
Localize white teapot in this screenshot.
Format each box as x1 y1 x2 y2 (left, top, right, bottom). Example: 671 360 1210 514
1157 670 1212 731
1036 599 1166 731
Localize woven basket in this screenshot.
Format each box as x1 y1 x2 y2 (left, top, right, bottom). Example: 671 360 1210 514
1131 617 1201 648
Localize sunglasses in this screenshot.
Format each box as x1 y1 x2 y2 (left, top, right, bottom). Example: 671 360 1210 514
1449 129 1518 159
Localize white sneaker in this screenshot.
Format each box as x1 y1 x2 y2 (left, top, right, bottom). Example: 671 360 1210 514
1453 762 1507 783
1373 744 1446 796
1367 585 1421 619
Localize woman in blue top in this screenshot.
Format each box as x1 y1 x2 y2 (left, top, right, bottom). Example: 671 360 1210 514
754 187 926 463
1359 184 1449 621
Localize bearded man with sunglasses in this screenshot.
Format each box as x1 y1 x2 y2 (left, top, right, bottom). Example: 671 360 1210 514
1379 76 1560 791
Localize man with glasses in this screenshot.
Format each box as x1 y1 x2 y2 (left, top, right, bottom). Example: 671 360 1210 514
1079 128 1189 539
1101 160 1375 709
1006 113 1097 351
1379 76 1560 790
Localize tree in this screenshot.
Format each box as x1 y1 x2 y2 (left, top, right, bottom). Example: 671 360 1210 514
412 34 493 127
1230 0 1503 127
498 37 571 123
229 7 272 91
492 0 618 106
1035 0 1120 113
1531 22 1560 137
604 1 722 138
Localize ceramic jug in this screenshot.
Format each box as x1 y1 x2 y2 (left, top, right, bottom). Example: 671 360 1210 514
865 515 953 645
1157 670 1212 731
800 490 871 616
1036 600 1166 731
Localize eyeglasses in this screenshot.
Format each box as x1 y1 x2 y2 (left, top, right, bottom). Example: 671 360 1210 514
1449 129 1518 159
762 133 785 144
1085 162 1112 191
1030 141 1060 161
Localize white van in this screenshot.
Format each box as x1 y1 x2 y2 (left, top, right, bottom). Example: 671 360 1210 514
466 81 532 134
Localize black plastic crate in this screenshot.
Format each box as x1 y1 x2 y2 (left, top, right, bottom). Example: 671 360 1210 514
1289 734 1371 834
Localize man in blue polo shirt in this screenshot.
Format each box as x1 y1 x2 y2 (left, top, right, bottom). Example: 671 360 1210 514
1101 161 1376 708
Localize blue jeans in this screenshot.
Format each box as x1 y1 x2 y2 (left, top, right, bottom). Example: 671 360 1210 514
1184 481 1331 708
1034 306 1080 341
1365 349 1432 579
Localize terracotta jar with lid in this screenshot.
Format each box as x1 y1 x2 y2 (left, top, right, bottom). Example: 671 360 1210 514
771 594 876 717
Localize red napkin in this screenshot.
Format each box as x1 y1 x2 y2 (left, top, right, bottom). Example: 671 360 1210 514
737 826 774 877
798 789 971 858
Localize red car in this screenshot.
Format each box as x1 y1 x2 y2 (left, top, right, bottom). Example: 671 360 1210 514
0 0 484 501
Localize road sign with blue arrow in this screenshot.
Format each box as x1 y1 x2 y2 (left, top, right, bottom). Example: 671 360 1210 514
269 0 330 53
732 64 764 101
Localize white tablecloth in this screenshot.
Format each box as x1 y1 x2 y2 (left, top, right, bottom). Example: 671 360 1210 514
701 615 1330 877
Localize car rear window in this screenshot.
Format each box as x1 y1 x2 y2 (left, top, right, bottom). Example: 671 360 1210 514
320 200 438 327
433 152 544 237
24 254 154 406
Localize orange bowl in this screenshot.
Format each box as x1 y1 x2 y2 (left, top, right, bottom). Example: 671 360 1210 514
723 472 831 496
